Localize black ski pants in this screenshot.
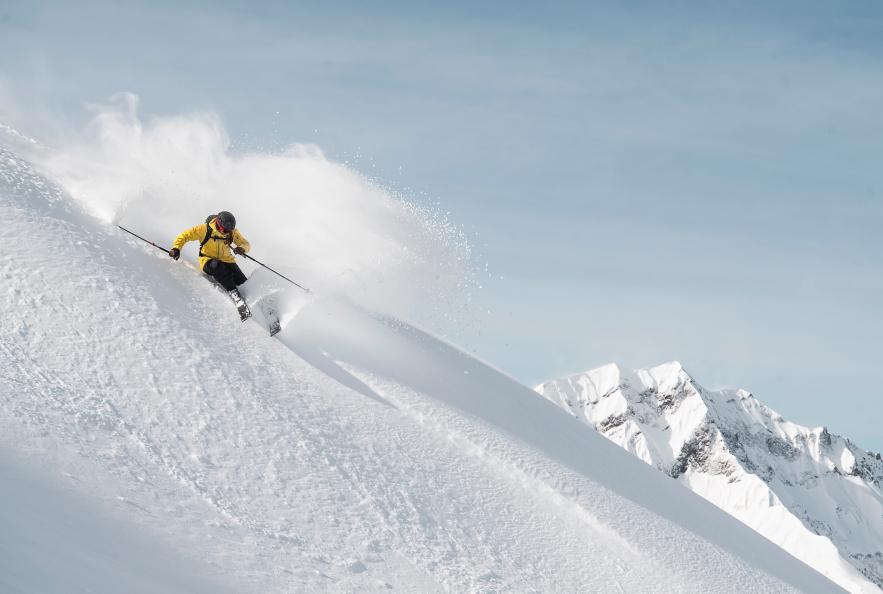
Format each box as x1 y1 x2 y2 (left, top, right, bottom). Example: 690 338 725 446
203 259 247 291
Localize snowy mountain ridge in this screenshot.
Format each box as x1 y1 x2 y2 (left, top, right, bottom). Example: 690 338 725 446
537 362 883 593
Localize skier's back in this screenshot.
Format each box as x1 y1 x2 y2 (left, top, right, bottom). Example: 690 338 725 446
169 211 252 319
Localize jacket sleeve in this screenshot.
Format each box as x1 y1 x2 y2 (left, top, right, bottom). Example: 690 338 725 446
232 229 250 253
172 224 207 251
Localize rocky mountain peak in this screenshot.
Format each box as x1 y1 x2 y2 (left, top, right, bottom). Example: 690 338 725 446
537 363 883 592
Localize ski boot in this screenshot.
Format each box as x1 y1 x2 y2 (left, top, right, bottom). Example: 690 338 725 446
228 288 252 322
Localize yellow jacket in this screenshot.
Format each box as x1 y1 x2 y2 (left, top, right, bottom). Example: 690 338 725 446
172 218 251 270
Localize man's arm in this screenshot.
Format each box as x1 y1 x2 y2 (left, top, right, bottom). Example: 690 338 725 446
169 223 207 260
172 224 207 251
232 229 250 254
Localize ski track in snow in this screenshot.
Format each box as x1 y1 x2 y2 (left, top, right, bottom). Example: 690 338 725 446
0 146 845 593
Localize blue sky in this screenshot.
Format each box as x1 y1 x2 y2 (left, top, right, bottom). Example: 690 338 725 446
2 0 883 451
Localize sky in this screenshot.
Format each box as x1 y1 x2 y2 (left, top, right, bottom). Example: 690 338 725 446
2 0 882 451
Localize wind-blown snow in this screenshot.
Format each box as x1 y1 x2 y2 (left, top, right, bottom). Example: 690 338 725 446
538 362 883 594
0 130 847 593
23 93 472 319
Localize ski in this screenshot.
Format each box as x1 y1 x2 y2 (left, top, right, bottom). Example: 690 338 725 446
256 293 282 336
201 273 279 331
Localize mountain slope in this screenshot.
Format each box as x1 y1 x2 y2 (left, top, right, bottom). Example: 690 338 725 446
0 448 238 594
0 143 847 593
537 362 883 593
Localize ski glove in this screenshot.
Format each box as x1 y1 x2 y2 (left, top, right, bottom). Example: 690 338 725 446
169 248 180 260
233 246 246 255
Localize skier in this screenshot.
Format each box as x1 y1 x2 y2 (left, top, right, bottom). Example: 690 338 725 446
169 211 252 320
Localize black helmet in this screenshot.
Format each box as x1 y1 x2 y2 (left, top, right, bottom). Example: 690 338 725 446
217 211 236 231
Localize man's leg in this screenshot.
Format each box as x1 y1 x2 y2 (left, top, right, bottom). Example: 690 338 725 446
204 259 244 291
228 262 248 287
205 260 251 320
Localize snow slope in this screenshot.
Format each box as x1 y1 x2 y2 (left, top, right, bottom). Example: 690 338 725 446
0 448 237 594
0 140 848 592
538 362 883 594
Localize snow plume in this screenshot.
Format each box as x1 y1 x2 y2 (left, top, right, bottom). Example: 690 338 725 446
31 93 472 317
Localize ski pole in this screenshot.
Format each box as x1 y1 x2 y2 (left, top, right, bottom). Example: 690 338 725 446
117 225 169 253
240 253 310 293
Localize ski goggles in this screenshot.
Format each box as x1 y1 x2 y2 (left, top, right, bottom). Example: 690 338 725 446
216 220 233 233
